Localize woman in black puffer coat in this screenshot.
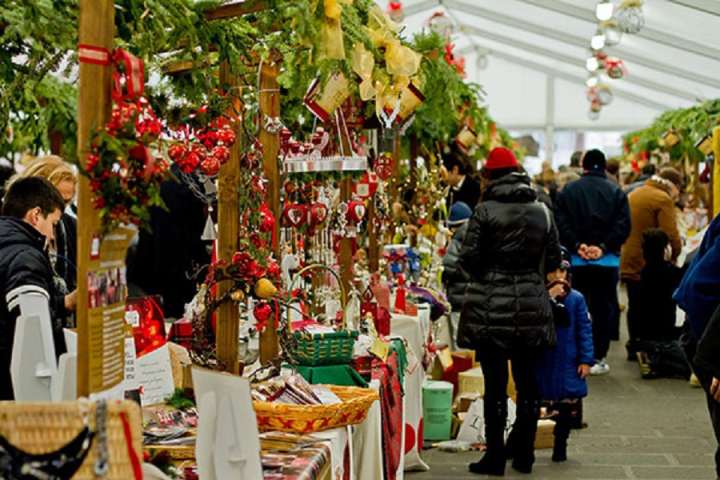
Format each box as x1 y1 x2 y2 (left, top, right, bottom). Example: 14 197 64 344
458 147 561 477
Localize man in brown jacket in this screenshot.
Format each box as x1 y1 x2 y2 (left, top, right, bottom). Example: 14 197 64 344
621 167 683 358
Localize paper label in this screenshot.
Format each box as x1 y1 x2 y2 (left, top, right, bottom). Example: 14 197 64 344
135 344 175 406
369 338 390 362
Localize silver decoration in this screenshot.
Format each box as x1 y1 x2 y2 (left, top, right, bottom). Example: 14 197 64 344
616 6 645 34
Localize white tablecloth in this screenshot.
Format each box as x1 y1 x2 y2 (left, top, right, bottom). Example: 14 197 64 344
312 426 353 480
391 312 430 472
352 381 385 480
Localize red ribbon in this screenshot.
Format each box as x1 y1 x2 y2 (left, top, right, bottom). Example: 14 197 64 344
119 411 143 480
78 44 111 65
112 48 145 102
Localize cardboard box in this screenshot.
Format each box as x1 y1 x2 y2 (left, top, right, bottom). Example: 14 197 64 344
454 392 482 413
534 419 555 449
459 366 485 396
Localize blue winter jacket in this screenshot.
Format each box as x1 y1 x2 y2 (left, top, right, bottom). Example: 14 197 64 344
536 289 594 400
674 215 720 337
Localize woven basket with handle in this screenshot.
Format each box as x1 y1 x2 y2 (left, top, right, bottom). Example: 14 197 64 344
0 400 142 479
284 263 357 366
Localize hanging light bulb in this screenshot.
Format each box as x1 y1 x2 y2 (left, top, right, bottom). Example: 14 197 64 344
591 30 607 50
586 56 600 72
601 20 623 46
476 53 489 70
588 109 601 121
595 1 614 21
617 0 645 34
586 75 600 88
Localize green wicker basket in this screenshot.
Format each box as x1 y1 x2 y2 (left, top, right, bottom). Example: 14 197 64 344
289 330 359 366
283 264 358 366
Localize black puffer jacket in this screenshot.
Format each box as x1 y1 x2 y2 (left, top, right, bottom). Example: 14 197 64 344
0 217 65 400
442 223 469 310
457 173 562 351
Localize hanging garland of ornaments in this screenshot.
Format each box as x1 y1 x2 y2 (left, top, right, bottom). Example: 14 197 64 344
586 0 643 119
83 49 168 232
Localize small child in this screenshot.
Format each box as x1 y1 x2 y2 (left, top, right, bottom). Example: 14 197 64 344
536 248 594 462
635 228 686 378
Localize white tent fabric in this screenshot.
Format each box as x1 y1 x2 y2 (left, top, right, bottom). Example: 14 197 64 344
389 0 720 132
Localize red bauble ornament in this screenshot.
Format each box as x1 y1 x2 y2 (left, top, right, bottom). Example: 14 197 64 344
282 203 307 228
267 261 281 279
259 203 275 232
346 199 367 224
253 302 273 330
211 145 230 164
375 153 394 180
309 202 328 227
201 155 221 176
179 151 201 173
217 127 236 145
168 143 187 161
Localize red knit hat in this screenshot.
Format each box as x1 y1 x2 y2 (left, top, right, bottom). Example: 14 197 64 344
485 147 518 170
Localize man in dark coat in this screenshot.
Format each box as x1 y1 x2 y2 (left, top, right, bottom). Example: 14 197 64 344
458 147 561 476
555 149 631 375
128 166 211 318
443 150 482 211
0 177 70 400
674 214 720 478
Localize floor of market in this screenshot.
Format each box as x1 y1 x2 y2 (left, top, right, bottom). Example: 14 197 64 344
410 316 717 480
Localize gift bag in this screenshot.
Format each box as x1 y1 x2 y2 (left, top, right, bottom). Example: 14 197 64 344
457 398 516 444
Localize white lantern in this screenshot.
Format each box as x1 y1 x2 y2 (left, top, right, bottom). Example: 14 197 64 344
591 31 606 50
586 75 600 88
586 56 600 72
427 12 454 38
601 21 623 46
588 109 601 121
595 1 614 21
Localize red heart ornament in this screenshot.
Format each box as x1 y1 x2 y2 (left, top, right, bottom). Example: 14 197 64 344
309 203 328 227
346 200 367 224
282 203 307 228
253 302 273 330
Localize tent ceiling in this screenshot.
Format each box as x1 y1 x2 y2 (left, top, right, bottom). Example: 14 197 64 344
394 0 720 130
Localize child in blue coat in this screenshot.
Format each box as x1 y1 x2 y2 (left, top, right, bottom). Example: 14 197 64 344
536 249 594 462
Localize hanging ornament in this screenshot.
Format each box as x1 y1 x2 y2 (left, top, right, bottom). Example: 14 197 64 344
600 20 623 46
596 84 614 105
387 1 404 22
354 171 379 198
253 302 273 331
309 202 329 227
347 199 367 224
427 11 454 38
201 207 216 241
375 152 394 180
259 203 276 232
605 57 627 79
283 203 308 228
616 0 645 34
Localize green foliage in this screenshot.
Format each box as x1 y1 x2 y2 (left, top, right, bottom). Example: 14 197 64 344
623 99 720 164
0 0 78 160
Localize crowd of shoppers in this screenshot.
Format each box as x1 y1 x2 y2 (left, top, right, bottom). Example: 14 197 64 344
444 146 718 476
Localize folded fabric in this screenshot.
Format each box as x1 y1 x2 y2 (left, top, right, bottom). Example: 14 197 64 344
571 253 620 268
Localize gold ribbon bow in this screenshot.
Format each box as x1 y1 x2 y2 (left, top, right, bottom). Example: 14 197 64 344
321 0 353 60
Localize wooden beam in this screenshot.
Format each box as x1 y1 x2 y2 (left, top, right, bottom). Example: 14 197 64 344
259 60 280 364
215 61 242 374
76 0 114 397
205 0 267 20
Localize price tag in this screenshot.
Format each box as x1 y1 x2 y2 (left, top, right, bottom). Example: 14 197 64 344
125 310 140 328
369 338 390 362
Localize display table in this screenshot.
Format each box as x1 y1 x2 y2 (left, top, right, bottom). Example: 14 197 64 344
391 312 430 472
294 364 368 388
261 432 332 480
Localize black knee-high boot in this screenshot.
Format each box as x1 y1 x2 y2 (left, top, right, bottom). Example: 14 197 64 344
469 399 507 476
511 399 540 474
552 403 572 462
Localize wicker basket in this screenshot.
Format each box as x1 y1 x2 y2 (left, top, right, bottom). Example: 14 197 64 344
289 330 359 366
253 385 378 433
0 400 142 479
284 264 358 366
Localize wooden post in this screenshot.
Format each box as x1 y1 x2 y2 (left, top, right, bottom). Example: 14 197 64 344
259 60 280 363
367 199 379 273
215 62 242 374
76 0 114 398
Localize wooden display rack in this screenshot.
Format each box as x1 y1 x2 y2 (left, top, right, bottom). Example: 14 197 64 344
75 0 362 394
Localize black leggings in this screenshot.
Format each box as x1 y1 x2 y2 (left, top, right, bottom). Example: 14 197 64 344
477 345 542 460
